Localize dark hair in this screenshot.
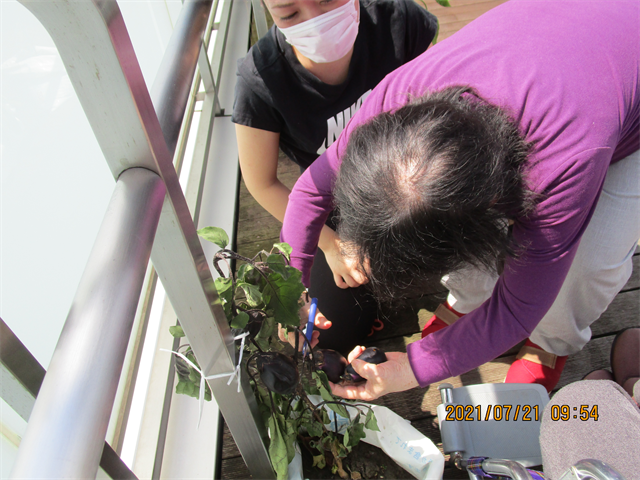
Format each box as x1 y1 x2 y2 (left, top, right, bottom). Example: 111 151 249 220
334 86 535 302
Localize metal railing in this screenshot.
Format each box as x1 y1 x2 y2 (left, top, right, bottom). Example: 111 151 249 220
1 314 137 479
9 0 274 478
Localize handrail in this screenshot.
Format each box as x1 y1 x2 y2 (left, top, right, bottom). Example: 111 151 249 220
10 168 166 478
151 0 213 158
0 318 137 479
12 0 274 477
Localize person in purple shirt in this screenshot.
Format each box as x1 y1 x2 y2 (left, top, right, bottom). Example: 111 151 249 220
281 0 640 398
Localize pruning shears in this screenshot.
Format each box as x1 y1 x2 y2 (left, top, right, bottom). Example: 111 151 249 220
302 297 318 356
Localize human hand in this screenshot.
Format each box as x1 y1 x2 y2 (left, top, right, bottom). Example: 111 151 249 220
277 294 332 351
329 346 419 401
323 240 369 289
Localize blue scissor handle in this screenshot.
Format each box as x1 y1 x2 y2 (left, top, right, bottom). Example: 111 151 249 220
303 297 318 355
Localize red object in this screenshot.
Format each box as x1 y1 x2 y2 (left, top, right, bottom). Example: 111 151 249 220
368 318 385 337
505 339 568 392
421 302 464 338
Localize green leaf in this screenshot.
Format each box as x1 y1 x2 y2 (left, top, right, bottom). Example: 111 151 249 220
189 368 200 383
345 422 366 447
175 378 188 395
283 416 297 463
262 268 305 326
306 420 323 438
267 416 290 480
365 409 380 432
186 381 197 398
272 242 292 257
197 226 229 249
435 0 450 6
320 408 331 425
230 312 250 329
255 316 276 342
336 442 349 458
267 253 286 266
237 263 262 286
214 277 233 319
312 454 326 469
237 281 263 307
313 371 350 418
169 325 185 338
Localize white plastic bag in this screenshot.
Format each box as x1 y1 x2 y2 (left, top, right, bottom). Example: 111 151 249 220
288 395 445 480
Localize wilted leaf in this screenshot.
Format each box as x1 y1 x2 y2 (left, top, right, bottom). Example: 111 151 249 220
267 416 290 480
197 226 229 249
237 281 263 307
284 416 297 463
312 454 326 469
237 263 263 286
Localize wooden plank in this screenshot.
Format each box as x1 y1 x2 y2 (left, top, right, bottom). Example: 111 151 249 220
236 235 281 259
220 456 252 480
422 0 509 40
222 422 241 460
621 254 640 291
236 217 282 248
555 335 614 389
591 288 639 337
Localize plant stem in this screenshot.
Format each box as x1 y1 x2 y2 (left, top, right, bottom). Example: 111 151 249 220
329 441 348 479
299 391 347 479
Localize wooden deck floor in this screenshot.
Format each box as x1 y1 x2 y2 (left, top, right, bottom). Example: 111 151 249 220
223 1 640 478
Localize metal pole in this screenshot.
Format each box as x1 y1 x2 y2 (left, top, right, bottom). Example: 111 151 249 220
151 0 213 157
10 168 166 479
16 1 275 477
251 0 269 39
0 318 138 479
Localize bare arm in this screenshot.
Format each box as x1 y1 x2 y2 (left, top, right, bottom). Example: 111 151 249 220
236 124 290 221
235 124 364 287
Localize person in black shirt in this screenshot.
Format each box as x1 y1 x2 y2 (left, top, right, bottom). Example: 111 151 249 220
232 0 438 354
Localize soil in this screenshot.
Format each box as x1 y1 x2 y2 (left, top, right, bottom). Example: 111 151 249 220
300 440 418 480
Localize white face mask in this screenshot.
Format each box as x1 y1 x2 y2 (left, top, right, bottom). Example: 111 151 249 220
279 1 360 64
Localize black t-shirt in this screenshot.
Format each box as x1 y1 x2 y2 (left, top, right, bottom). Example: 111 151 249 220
231 0 438 169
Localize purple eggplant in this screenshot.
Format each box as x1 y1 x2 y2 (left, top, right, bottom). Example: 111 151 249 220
256 352 299 395
314 349 348 383
343 347 387 384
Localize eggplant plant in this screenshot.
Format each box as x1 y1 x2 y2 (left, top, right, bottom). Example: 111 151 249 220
169 226 380 479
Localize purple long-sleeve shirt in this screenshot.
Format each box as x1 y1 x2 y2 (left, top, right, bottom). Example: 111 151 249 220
281 0 640 387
